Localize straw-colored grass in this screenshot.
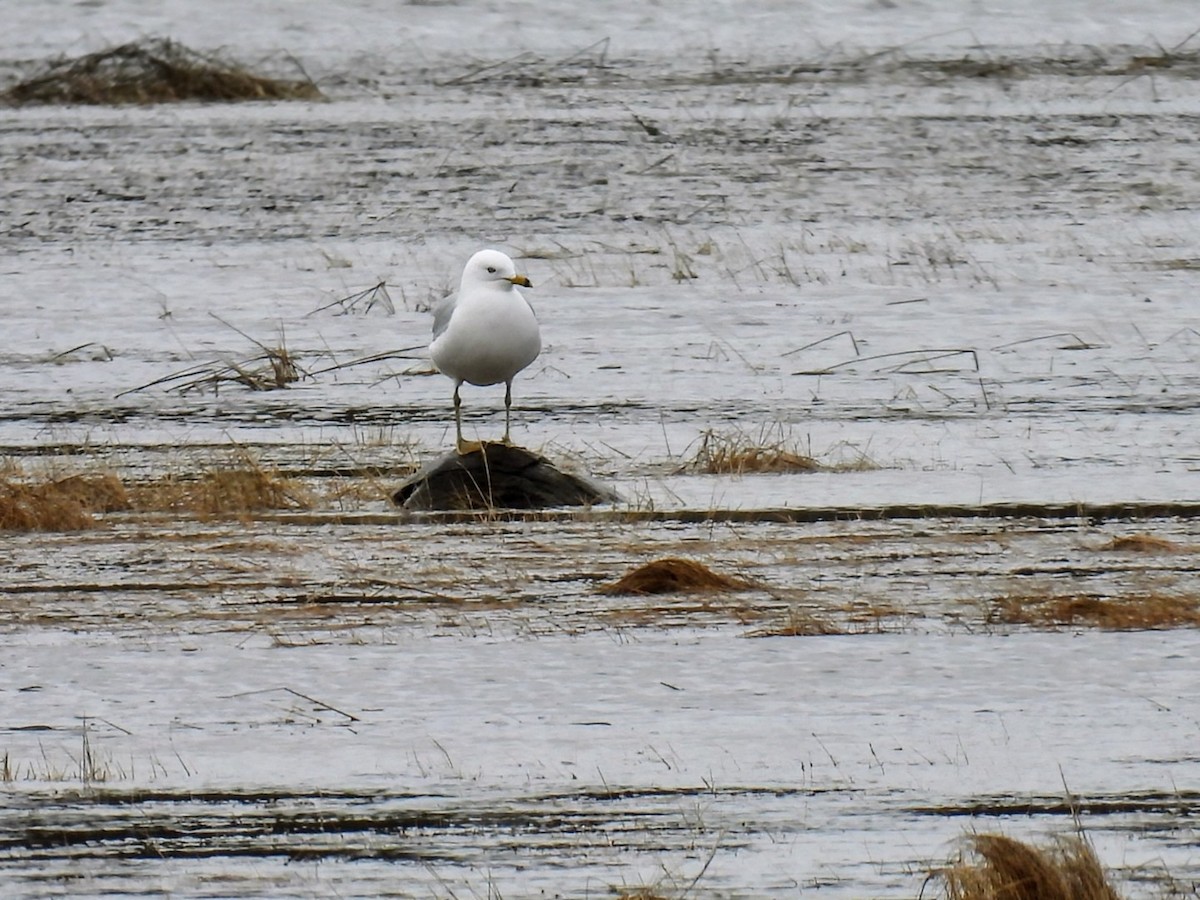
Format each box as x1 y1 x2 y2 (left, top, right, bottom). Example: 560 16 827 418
5 38 322 106
48 474 132 512
687 427 822 475
934 833 1122 900
990 594 1200 630
600 557 753 595
1 479 94 531
129 467 312 518
683 426 881 475
0 473 128 532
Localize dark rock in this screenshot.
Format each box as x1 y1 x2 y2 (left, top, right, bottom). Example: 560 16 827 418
392 442 620 511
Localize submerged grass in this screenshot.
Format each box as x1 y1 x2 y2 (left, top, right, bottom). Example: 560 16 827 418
933 832 1123 900
744 607 843 637
990 594 1200 631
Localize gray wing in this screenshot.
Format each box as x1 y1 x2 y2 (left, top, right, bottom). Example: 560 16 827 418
431 291 457 339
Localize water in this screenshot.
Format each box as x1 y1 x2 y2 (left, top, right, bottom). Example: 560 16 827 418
3 3 1200 895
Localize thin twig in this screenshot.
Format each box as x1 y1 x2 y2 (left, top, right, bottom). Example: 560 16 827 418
782 329 860 358
308 345 427 377
228 687 360 722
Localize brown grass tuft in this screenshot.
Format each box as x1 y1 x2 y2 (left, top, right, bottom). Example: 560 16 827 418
990 594 1200 630
4 38 322 106
935 833 1122 900
0 479 96 531
129 467 312 517
49 474 131 512
1100 533 1181 553
600 557 753 595
687 427 823 475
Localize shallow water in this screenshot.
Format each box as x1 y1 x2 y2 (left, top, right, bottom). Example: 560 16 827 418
3 2 1200 896
4 629 1200 897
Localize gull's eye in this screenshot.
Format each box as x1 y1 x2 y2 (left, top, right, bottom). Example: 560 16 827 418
487 266 497 274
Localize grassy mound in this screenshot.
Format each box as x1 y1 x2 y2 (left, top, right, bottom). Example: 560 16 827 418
601 557 752 595
4 37 322 106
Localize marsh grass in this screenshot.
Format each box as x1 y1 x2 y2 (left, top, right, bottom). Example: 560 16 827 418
989 593 1200 630
122 317 304 395
4 37 322 106
688 428 821 475
0 473 128 531
933 833 1122 900
683 426 880 475
600 557 754 596
130 464 313 518
3 722 124 784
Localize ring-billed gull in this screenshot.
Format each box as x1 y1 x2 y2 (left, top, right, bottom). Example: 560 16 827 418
430 249 540 451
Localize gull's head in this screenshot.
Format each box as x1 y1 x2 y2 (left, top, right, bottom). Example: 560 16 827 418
463 249 533 290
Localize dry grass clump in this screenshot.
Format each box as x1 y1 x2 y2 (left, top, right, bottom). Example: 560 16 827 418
934 833 1122 900
4 38 322 106
130 467 312 517
214 344 301 392
682 426 881 475
990 594 1200 631
1 479 94 531
687 427 823 475
0 473 129 532
600 558 753 596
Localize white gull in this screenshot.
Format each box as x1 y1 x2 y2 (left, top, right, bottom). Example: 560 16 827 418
429 249 541 451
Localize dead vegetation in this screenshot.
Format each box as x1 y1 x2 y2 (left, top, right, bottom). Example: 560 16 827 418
4 38 322 106
1 460 311 529
989 594 1200 631
122 317 304 395
0 474 129 532
128 466 313 518
681 426 880 475
687 428 822 475
600 558 754 596
932 833 1122 900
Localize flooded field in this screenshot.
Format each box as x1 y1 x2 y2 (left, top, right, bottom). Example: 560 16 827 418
3 1 1200 896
